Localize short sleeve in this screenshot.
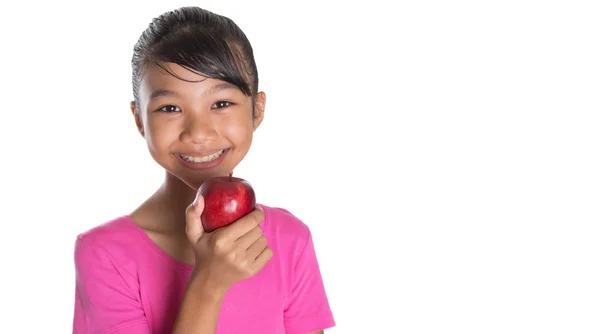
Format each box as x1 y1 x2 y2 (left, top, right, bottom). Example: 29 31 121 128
284 231 335 334
73 237 151 334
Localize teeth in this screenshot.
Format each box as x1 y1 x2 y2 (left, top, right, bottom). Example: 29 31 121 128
180 150 225 163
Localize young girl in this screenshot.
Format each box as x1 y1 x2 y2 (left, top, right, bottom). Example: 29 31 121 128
72 6 335 334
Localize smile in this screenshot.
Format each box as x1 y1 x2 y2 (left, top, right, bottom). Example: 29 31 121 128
178 149 225 163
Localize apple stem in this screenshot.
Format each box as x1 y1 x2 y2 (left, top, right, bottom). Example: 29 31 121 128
229 172 233 181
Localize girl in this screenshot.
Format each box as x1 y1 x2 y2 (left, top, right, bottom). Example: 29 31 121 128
73 6 335 334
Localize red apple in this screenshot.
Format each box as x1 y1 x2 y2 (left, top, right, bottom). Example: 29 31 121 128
198 174 256 233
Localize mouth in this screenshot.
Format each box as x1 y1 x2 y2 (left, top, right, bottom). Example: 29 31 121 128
175 149 229 170
178 149 226 163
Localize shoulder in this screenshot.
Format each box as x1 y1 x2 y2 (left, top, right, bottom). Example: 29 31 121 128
259 204 313 256
260 204 309 235
74 216 142 265
77 215 138 245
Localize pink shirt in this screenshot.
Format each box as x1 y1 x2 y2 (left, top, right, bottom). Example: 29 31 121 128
73 204 335 334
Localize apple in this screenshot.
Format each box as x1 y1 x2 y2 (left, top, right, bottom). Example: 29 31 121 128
198 174 256 233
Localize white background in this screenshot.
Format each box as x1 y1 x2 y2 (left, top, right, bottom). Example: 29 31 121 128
1 0 599 333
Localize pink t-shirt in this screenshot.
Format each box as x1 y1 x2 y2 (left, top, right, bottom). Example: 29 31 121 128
73 204 335 334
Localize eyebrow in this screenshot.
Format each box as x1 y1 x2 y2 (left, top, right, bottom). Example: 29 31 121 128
148 89 179 101
148 82 239 101
208 82 238 95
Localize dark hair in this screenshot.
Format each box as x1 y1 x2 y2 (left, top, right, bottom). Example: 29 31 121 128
131 6 259 110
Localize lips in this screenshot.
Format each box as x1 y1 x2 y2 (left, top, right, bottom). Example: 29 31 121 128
178 149 225 163
175 148 229 170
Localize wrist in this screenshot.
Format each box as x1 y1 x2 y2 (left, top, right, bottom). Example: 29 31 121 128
189 268 229 301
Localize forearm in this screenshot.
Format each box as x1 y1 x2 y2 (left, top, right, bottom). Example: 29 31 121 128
172 272 228 334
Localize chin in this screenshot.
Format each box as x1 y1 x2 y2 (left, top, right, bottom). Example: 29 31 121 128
172 169 233 191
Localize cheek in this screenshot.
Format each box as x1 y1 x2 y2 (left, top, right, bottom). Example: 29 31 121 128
145 118 179 152
217 114 254 146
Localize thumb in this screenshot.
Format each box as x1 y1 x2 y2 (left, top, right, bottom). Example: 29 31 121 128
185 193 205 246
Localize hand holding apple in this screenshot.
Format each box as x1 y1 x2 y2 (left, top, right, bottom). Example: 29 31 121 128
184 176 272 293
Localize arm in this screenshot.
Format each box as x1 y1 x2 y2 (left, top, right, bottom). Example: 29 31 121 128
73 237 151 334
171 270 226 334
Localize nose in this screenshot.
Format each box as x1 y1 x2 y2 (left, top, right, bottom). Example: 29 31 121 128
179 113 218 144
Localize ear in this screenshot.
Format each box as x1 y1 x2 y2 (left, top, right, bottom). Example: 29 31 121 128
130 101 145 137
252 91 266 131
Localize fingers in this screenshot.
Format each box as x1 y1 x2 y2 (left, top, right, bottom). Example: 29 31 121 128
185 193 205 246
236 225 264 250
221 208 264 241
254 246 274 269
245 235 268 259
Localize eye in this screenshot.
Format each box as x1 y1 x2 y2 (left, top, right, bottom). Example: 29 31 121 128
158 105 181 113
212 101 232 109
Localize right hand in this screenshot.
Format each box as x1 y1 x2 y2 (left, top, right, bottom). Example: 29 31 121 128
184 194 273 292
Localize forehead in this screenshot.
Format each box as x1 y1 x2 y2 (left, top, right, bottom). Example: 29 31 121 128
138 62 241 99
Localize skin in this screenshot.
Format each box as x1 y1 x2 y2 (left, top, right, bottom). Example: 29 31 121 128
129 61 265 265
129 62 323 334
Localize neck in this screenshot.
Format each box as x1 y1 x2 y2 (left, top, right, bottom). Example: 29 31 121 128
150 172 200 234
162 172 197 207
